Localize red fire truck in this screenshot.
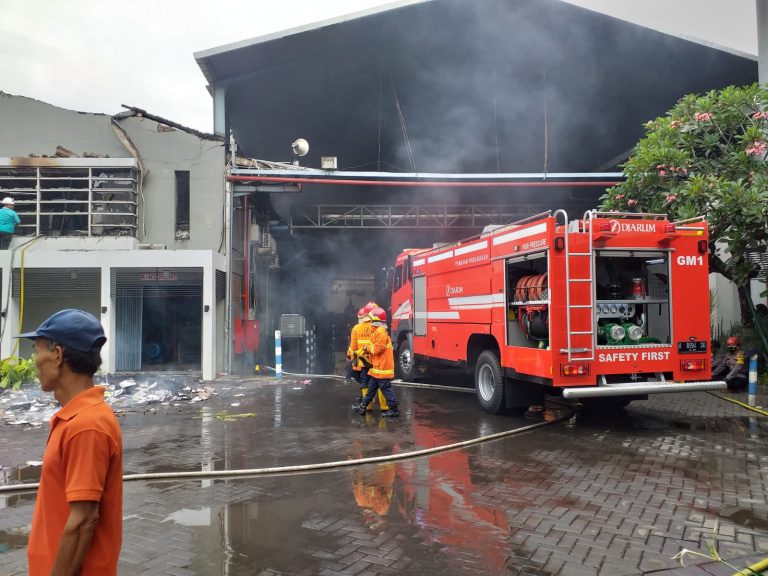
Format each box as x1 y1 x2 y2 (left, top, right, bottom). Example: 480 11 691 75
389 210 726 413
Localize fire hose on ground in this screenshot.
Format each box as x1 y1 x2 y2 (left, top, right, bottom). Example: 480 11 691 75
2 372 766 574
0 376 574 495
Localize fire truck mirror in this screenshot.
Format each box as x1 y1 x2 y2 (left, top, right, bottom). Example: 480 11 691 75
380 267 393 290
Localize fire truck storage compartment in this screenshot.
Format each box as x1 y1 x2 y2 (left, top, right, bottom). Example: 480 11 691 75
413 275 426 336
506 252 549 347
594 250 671 347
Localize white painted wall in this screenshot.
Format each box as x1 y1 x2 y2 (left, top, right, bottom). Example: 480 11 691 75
709 272 740 336
0 248 226 380
0 94 230 380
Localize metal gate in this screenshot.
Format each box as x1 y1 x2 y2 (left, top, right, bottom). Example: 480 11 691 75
12 268 100 298
112 268 203 371
116 294 142 371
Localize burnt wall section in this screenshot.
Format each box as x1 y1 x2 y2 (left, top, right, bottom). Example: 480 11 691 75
0 93 226 252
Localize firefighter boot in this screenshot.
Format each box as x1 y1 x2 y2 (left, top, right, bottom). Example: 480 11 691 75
352 401 369 415
377 390 389 412
381 405 399 418
361 388 374 412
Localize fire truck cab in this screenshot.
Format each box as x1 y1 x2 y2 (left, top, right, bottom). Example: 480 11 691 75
389 210 726 413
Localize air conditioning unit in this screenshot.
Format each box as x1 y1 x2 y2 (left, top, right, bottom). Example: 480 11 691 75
280 314 305 338
249 224 262 245
257 232 274 254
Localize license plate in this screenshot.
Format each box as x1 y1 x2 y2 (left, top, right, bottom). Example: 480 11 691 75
678 341 707 354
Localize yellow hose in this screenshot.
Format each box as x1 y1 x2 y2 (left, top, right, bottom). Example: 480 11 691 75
9 236 40 358
709 392 768 417
732 556 768 575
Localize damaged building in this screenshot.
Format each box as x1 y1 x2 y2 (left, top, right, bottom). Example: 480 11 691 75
0 94 227 380
0 0 759 380
194 0 757 374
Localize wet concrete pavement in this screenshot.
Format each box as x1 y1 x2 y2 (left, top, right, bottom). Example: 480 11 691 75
1 376 767 575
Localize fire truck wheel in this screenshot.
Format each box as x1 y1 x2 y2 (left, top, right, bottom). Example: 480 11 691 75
397 339 418 381
475 350 505 414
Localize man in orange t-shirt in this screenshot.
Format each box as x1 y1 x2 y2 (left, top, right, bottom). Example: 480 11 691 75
20 309 122 576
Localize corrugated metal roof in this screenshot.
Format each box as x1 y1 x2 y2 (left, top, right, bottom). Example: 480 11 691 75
194 0 430 85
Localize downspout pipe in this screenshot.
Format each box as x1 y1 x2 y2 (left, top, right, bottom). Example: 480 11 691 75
243 195 249 323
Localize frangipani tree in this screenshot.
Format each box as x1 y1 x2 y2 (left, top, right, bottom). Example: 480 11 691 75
600 84 768 325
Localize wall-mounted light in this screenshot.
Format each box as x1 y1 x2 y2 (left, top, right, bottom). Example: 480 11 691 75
291 138 309 165
321 156 337 170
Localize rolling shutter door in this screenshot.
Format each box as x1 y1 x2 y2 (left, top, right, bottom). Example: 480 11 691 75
12 268 100 298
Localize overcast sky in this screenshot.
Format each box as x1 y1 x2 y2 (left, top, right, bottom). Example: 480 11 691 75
0 0 757 133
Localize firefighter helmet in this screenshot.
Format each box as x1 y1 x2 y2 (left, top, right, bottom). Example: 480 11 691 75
357 307 366 319
369 307 387 322
363 301 378 314
726 336 740 347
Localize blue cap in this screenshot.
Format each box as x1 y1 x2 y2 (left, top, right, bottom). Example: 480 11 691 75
18 309 107 352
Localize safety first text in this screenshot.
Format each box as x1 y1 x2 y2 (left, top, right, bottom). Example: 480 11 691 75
598 351 670 362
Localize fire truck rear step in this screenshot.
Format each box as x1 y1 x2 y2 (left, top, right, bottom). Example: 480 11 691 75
562 380 727 398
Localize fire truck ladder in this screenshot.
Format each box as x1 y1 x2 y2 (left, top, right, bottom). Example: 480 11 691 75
555 210 594 362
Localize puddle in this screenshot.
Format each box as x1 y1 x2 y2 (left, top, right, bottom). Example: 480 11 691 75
719 507 768 530
163 507 214 527
0 529 28 553
0 463 41 506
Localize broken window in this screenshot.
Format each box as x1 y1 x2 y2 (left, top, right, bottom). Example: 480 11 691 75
175 171 190 240
0 163 137 237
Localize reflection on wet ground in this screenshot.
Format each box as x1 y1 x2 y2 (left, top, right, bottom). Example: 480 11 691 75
120 378 542 476
0 530 27 554
2 377 767 575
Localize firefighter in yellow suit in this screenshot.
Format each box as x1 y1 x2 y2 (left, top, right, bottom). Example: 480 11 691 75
347 304 389 411
352 306 399 417
352 462 395 517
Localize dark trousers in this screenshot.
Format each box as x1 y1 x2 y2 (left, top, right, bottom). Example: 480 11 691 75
0 233 12 250
353 367 370 386
726 375 748 391
362 377 397 409
359 367 370 387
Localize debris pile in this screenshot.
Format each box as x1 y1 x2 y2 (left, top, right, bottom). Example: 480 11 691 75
0 375 217 427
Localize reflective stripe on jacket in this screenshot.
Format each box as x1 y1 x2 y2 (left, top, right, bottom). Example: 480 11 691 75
348 322 372 371
366 325 394 379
